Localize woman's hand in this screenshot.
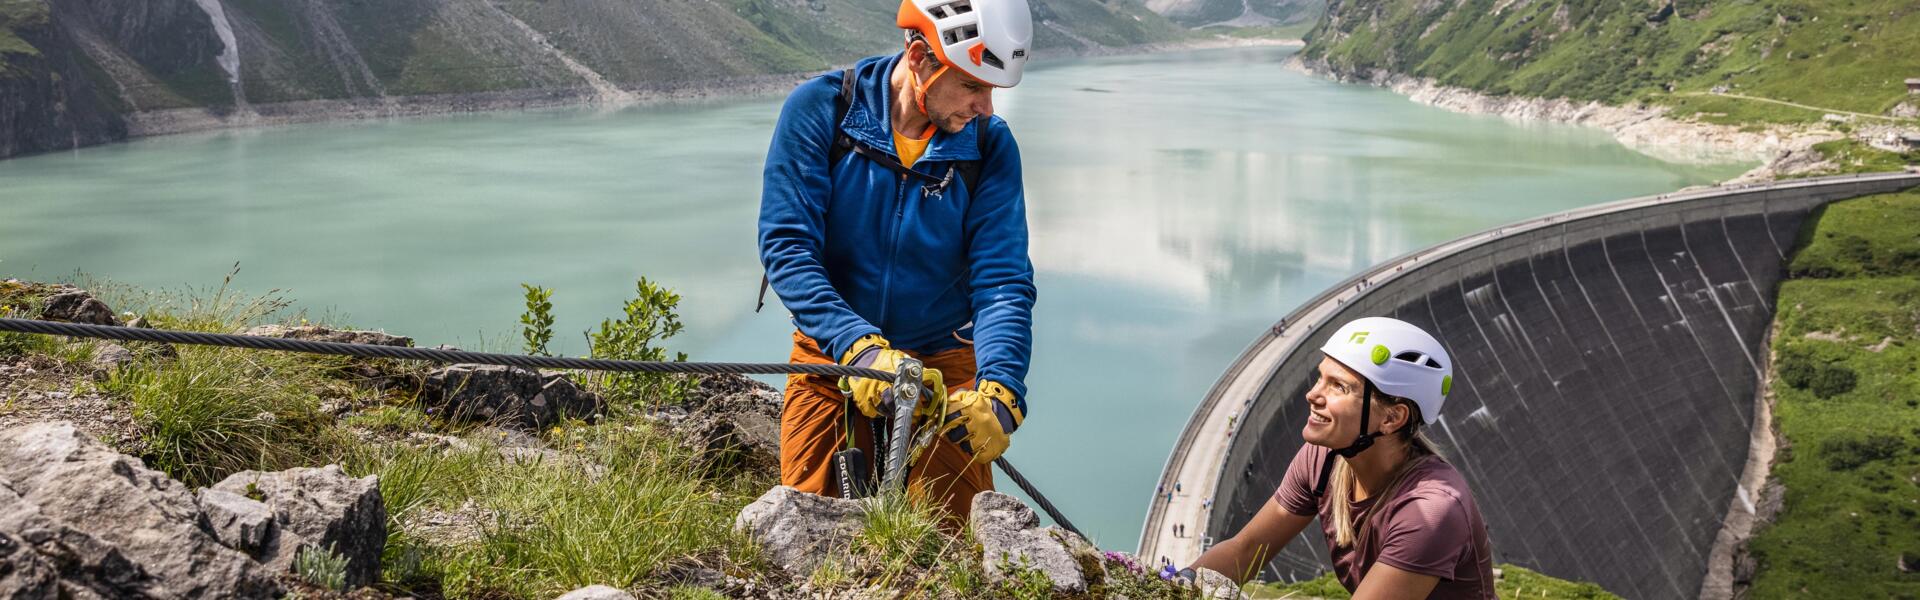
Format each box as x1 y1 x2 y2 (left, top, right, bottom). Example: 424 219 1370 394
1187 497 1313 584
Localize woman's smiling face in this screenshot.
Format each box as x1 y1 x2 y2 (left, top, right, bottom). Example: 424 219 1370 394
1302 355 1369 446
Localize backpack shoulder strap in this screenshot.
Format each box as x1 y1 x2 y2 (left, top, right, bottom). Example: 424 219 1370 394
760 68 859 314
829 68 857 167
954 116 990 194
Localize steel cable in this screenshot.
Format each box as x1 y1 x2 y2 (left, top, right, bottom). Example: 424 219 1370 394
0 317 1084 533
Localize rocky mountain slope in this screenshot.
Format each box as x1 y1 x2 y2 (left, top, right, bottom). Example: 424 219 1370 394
0 0 1189 159
1142 0 1322 28
1291 0 1919 179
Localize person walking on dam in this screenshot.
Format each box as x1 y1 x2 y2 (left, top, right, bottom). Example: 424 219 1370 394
1184 317 1496 599
757 0 1036 520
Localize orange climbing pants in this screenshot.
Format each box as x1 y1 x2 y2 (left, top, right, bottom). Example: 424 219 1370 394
779 330 994 521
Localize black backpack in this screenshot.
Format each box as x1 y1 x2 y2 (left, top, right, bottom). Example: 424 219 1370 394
756 68 992 313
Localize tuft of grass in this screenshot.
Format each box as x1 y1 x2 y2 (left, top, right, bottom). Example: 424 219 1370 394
853 490 950 587
667 585 727 600
1747 188 1920 597
103 345 350 486
294 544 352 592
342 404 435 436
353 420 770 598
1245 564 1620 599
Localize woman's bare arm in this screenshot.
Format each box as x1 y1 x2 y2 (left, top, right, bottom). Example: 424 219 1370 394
1352 562 1440 599
1186 497 1314 583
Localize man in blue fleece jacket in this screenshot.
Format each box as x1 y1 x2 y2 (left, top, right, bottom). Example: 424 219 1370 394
758 0 1036 519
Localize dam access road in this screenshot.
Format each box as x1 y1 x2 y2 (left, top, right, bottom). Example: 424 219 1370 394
1139 171 1920 598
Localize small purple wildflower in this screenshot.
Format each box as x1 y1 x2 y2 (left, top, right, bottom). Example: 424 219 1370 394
1158 564 1179 580
1102 551 1143 574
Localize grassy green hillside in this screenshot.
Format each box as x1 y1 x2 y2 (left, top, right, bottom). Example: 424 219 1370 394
0 0 48 68
1748 190 1920 598
1302 0 1920 124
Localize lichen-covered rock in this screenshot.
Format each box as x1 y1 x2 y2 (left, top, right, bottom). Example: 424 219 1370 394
734 486 865 577
422 364 602 429
38 289 118 326
0 422 278 598
241 324 412 347
555 584 637 600
1194 566 1244 599
971 490 1087 593
211 465 385 589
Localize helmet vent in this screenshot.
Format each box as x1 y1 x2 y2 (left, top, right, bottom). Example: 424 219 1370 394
980 47 1004 69
1394 351 1443 369
931 0 974 19
942 23 979 45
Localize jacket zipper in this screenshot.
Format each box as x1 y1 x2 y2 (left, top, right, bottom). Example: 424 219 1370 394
879 172 909 322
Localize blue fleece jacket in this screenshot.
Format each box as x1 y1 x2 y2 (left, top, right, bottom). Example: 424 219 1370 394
758 52 1036 401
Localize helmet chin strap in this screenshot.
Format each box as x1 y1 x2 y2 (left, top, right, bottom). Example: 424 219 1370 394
1312 379 1383 498
908 59 949 125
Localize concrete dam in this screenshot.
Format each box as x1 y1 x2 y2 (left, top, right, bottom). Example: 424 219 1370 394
1139 172 1920 598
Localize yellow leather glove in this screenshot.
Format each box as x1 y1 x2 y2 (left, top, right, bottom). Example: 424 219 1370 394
838 334 946 418
940 380 1025 463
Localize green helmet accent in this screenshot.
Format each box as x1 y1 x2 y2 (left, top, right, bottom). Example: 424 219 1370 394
1370 344 1390 365
1442 375 1453 396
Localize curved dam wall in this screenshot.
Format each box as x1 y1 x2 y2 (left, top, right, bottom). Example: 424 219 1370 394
1140 172 1920 599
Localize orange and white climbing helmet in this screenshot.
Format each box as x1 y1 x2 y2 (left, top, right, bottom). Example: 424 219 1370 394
897 0 1033 88
1319 317 1454 424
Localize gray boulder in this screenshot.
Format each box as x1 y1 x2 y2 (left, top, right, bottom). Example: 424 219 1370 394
0 422 278 598
1 482 163 599
734 486 865 577
422 364 602 429
971 490 1087 593
242 324 412 347
0 529 60 599
1194 566 1244 599
555 584 637 600
88 343 135 373
211 465 385 589
38 290 117 326
195 489 275 555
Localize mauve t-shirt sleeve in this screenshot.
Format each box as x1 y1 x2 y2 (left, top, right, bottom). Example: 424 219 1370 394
1273 444 1325 516
1375 489 1471 579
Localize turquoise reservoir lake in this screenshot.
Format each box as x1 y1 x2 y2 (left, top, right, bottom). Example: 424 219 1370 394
0 46 1750 547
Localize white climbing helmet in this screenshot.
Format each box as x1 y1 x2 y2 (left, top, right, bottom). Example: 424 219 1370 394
897 0 1033 88
1319 317 1454 425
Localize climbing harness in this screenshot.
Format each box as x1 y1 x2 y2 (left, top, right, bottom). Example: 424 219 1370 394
0 317 1080 535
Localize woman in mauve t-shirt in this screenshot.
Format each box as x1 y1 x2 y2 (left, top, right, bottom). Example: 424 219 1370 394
1188 317 1496 600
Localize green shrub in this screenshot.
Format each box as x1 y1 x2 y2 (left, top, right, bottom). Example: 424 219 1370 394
586 277 697 409
1820 433 1906 471
1833 235 1873 268
1777 350 1817 390
1807 364 1857 399
519 283 555 357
